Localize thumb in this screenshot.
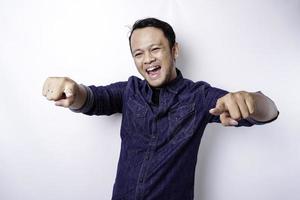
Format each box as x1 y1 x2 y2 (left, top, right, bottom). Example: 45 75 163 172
209 101 227 116
209 107 223 116
54 87 75 107
54 97 74 107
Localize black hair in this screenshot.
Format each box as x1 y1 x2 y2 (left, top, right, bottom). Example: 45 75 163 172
129 18 176 51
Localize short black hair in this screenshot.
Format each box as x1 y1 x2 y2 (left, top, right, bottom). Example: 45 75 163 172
129 18 176 51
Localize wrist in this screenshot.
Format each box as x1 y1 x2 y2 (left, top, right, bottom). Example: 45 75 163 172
69 84 87 110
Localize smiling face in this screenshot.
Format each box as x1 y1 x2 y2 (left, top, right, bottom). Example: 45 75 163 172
130 27 179 88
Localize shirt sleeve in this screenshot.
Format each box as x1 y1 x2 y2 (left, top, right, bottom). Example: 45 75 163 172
71 81 127 116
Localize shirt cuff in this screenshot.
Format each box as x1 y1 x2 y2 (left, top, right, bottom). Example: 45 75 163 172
247 111 280 125
70 85 94 113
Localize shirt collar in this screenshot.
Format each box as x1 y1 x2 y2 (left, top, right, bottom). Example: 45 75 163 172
143 68 184 104
163 68 184 94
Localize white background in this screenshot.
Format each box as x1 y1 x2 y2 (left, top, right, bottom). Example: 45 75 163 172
1 0 300 199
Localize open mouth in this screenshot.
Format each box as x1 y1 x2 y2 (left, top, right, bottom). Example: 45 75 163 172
146 65 161 77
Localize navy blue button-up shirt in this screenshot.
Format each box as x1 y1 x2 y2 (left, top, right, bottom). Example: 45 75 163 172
77 69 258 200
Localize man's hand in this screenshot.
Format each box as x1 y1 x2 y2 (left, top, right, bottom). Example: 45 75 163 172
209 91 255 126
42 77 87 109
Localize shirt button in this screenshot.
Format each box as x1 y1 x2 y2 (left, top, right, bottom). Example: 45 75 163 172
139 177 144 183
151 135 156 139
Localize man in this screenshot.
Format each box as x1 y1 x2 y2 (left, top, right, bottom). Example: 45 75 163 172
42 18 278 200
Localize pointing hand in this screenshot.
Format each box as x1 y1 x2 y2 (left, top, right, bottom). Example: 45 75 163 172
209 91 255 126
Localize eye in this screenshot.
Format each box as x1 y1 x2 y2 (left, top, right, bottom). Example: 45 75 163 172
134 52 142 58
152 47 160 52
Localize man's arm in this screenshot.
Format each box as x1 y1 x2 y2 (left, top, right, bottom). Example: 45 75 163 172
42 77 87 109
209 91 278 126
42 77 127 115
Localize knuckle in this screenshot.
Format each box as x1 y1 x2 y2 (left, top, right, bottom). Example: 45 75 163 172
46 77 55 84
234 91 246 101
69 82 76 90
63 77 76 89
227 92 234 99
235 93 243 99
243 92 250 98
63 76 70 82
227 93 236 103
61 77 68 85
56 77 67 85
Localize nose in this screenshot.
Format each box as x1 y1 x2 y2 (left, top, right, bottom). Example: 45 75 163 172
143 51 155 64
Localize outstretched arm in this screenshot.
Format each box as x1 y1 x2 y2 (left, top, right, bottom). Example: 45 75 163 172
209 91 278 126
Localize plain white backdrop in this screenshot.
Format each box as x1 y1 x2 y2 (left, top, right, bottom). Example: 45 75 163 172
0 0 299 199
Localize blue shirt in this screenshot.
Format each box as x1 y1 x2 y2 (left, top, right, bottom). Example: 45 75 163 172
76 69 262 200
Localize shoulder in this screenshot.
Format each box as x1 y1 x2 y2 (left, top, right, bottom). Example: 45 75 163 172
127 76 144 87
182 78 228 101
182 78 213 93
125 75 147 92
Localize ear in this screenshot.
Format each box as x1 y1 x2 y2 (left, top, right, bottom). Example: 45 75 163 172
172 42 179 59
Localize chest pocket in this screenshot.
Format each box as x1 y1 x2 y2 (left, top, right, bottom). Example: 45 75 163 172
168 103 196 143
123 97 148 135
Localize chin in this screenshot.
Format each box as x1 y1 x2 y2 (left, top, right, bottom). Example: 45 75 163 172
147 79 165 88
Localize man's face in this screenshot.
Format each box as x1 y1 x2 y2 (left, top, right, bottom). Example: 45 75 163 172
130 27 178 88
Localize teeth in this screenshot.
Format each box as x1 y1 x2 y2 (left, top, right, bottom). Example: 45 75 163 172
146 66 159 72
